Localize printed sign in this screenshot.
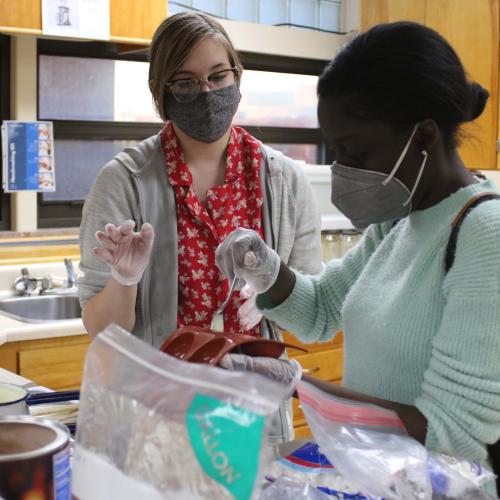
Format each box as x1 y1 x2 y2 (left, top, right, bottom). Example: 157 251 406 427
42 0 110 41
2 121 56 192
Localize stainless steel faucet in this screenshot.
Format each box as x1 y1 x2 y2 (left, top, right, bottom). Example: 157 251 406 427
64 258 77 288
13 268 38 296
13 259 78 296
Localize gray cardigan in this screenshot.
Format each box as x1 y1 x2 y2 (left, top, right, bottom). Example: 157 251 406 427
79 133 322 347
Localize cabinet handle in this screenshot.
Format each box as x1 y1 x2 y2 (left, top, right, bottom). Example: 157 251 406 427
302 366 320 375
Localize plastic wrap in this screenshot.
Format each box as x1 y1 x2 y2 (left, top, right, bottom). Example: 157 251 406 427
72 324 290 500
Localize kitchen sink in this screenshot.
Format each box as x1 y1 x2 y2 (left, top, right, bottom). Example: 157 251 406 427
0 294 81 323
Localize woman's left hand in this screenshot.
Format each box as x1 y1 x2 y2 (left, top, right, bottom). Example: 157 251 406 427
220 353 302 386
237 284 263 331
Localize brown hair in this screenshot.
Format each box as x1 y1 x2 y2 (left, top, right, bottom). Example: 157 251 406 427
149 12 243 121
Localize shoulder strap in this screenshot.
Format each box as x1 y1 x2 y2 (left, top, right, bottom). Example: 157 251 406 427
444 192 500 273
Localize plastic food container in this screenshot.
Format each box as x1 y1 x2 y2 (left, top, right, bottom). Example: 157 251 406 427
0 382 29 416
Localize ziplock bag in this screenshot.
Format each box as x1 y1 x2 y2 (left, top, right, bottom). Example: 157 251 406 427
427 454 496 499
259 476 332 499
265 441 378 499
72 324 290 500
297 381 432 500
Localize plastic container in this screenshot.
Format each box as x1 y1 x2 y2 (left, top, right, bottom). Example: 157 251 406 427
160 326 307 365
0 383 29 416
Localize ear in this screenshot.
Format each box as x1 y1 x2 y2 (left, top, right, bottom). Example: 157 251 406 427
416 119 439 152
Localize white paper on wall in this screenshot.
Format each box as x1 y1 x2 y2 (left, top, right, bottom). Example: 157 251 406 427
41 0 110 41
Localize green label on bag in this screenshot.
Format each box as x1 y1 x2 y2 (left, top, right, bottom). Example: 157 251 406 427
186 394 265 500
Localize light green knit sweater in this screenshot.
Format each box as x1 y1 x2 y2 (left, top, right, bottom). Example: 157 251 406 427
259 179 500 464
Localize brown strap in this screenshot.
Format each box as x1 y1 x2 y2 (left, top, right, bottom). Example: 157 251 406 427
451 192 499 228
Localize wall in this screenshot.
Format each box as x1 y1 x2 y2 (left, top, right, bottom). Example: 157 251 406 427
10 36 37 232
217 18 350 61
482 170 500 188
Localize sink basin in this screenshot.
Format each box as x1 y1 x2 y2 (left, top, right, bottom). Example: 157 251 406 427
0 294 81 323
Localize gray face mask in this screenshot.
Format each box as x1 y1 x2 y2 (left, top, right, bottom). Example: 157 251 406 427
331 123 428 229
164 84 241 143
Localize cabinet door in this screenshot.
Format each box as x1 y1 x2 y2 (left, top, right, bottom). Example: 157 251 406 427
360 0 425 30
426 0 499 170
110 0 166 41
498 78 500 169
0 1 41 31
361 0 500 170
19 340 90 390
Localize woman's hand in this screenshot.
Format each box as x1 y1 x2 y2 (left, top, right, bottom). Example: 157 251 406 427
220 353 302 387
215 228 281 292
93 220 155 286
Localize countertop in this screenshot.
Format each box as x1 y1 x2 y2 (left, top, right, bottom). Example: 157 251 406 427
0 261 86 346
0 314 85 346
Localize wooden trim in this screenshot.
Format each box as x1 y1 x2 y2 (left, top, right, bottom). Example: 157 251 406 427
0 242 79 266
0 27 42 36
109 36 153 46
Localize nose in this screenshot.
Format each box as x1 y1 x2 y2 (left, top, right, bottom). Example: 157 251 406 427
199 79 211 92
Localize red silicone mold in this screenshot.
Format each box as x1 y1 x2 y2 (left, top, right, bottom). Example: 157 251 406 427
160 326 307 365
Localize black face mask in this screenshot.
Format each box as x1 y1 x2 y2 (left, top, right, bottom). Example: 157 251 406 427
164 84 241 143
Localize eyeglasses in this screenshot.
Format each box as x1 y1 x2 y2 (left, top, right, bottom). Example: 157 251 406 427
166 66 239 103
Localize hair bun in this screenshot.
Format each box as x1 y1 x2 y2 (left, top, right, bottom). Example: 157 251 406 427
467 82 489 122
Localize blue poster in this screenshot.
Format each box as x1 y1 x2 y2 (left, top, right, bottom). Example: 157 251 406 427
2 121 55 192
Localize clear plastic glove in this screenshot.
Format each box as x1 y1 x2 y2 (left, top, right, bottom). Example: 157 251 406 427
238 284 263 331
215 228 280 293
93 220 155 286
220 353 302 389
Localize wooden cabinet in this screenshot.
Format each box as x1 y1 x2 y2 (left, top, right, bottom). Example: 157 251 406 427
0 0 42 33
360 0 425 26
285 331 344 438
0 334 91 390
109 0 166 42
360 0 500 170
0 0 167 43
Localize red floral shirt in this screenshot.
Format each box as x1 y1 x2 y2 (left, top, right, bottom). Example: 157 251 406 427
161 121 264 335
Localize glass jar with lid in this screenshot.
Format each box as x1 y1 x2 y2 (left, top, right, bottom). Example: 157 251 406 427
340 229 361 256
321 230 342 263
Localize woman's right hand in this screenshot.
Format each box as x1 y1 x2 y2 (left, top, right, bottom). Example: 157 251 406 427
215 228 281 293
93 220 155 286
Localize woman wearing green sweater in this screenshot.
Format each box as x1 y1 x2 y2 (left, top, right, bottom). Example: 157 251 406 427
216 21 500 479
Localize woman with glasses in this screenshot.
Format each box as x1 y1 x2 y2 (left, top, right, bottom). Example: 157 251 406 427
78 12 322 443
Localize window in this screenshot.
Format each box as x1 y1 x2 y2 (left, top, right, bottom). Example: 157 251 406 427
0 36 10 230
39 56 158 122
266 144 318 164
37 40 330 228
236 70 318 128
168 0 343 32
37 40 162 227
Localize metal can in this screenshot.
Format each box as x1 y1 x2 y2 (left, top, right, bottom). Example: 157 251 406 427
0 415 71 499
